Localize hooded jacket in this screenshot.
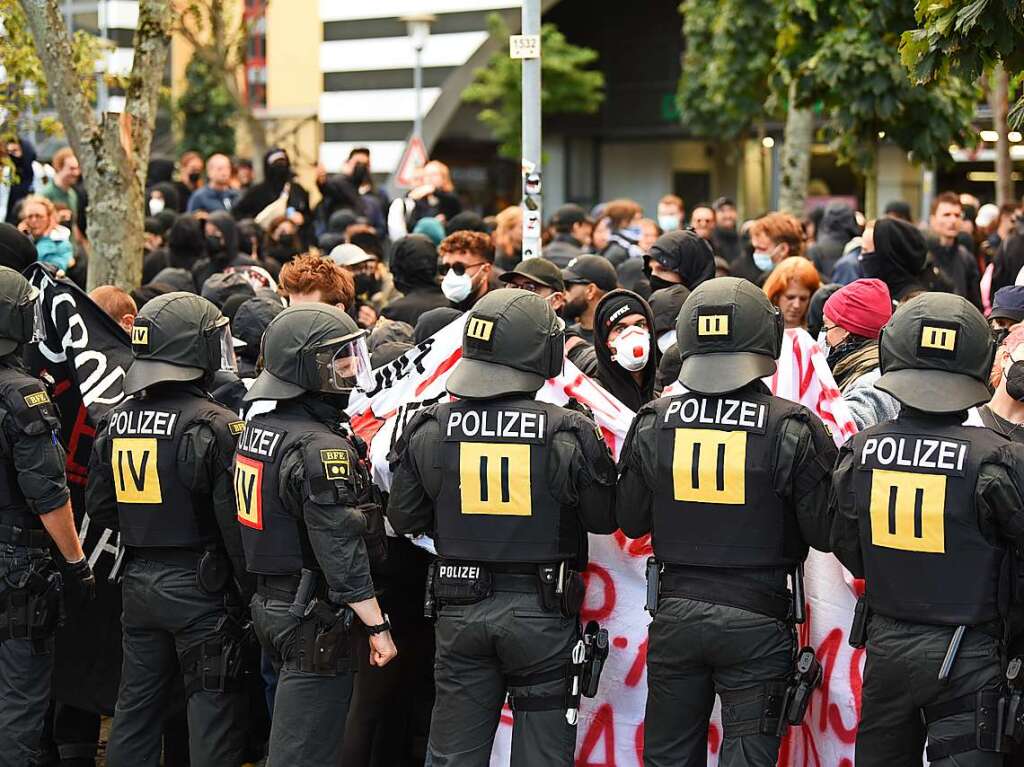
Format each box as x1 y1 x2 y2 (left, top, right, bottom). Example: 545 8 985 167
593 289 658 412
381 234 449 326
807 202 859 281
192 212 258 288
232 147 311 227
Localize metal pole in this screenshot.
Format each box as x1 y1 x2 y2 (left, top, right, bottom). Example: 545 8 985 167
521 0 542 260
413 44 423 140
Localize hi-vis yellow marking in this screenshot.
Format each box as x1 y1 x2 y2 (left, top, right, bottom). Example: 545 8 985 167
459 442 531 516
466 317 495 342
23 391 50 408
698 314 729 336
131 326 149 345
672 428 746 505
869 469 946 553
234 455 263 529
920 326 956 352
113 438 161 504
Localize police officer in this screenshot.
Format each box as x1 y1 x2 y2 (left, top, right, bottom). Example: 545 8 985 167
830 293 1024 766
86 292 251 767
236 303 395 766
0 266 94 766
617 277 837 766
388 288 618 766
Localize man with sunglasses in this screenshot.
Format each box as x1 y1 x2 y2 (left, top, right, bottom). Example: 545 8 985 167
438 231 495 311
498 257 566 312
86 293 250 766
235 304 395 765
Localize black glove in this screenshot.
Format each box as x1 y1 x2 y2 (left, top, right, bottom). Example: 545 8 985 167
65 557 96 603
564 397 596 421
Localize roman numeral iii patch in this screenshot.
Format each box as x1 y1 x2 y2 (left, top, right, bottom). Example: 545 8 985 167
320 449 350 480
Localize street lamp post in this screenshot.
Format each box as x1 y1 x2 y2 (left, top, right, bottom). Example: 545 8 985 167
400 14 436 142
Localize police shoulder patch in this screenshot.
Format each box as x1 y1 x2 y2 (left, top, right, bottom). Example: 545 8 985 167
320 448 351 481
23 389 50 408
228 420 245 437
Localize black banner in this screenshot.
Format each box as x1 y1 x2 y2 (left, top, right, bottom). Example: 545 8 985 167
22 263 131 715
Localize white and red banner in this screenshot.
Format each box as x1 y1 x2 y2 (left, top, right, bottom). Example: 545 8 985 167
348 321 862 766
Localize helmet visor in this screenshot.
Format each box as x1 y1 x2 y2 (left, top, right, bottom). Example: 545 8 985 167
314 332 373 393
216 323 238 372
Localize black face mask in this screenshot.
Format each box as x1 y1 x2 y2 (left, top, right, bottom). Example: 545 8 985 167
205 234 225 255
267 164 290 185
276 234 298 250
188 171 202 185
1006 361 1024 401
354 273 381 297
648 273 677 293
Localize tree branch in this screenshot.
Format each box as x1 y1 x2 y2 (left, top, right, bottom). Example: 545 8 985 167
123 0 173 191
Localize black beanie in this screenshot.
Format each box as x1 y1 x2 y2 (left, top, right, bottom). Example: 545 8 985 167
0 223 37 272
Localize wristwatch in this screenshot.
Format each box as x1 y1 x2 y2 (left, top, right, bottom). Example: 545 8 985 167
365 614 391 635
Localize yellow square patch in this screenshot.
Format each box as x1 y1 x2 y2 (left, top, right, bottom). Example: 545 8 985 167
320 449 350 480
920 325 956 352
131 326 149 346
698 314 730 337
23 391 50 408
466 317 494 342
228 420 245 436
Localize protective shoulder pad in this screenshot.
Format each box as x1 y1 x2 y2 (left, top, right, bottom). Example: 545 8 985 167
302 432 360 506
5 376 60 437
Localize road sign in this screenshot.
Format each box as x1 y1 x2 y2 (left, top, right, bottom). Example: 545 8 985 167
510 34 540 59
394 136 428 188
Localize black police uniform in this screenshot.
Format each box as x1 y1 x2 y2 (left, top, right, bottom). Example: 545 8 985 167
0 363 69 766
87 385 250 767
388 394 617 766
831 414 1024 765
237 396 377 766
617 384 835 766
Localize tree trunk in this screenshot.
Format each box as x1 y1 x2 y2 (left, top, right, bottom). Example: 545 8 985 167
778 81 813 217
990 64 1013 206
863 143 878 220
19 0 172 292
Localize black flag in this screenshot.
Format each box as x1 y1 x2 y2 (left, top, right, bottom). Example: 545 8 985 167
22 263 131 714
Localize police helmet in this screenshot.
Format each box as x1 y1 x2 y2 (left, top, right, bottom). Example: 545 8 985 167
124 292 237 395
0 266 43 357
244 303 372 402
446 288 564 400
675 276 783 395
876 292 993 414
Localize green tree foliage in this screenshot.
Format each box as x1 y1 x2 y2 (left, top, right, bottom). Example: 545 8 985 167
0 0 103 145
778 0 979 172
463 14 604 160
902 0 1024 126
676 0 776 139
178 54 237 157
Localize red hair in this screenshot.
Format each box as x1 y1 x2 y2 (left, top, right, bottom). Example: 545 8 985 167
762 256 821 306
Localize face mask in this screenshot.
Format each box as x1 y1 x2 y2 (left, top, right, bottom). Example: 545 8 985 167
611 326 650 372
993 326 1011 347
276 234 297 250
752 251 774 272
648 273 676 293
188 171 202 185
206 234 225 255
268 164 290 184
859 251 881 279
149 196 165 215
442 269 474 303
658 215 680 232
1005 360 1024 401
657 330 676 353
354 273 381 297
816 329 830 357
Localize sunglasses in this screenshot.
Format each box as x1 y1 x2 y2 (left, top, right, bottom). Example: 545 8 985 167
438 261 486 277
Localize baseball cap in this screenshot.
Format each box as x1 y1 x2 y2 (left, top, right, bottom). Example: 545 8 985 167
676 277 783 395
563 255 618 292
551 204 587 230
989 286 1024 324
329 243 376 267
498 257 565 292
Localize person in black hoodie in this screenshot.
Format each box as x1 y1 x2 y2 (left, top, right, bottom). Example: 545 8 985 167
862 217 951 304
592 289 658 411
645 229 717 293
232 148 312 243
380 234 449 326
193 212 259 288
807 201 860 281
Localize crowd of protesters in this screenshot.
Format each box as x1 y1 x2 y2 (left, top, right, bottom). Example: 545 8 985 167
5 137 1024 765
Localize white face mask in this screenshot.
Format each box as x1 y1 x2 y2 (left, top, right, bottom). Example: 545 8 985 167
657 329 676 353
441 270 474 303
752 251 774 272
612 326 650 371
658 214 680 232
149 196 165 215
816 329 830 357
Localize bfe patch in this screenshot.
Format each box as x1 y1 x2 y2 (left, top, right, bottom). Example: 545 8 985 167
320 449 350 480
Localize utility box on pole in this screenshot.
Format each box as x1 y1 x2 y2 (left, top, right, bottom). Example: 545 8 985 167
519 0 542 260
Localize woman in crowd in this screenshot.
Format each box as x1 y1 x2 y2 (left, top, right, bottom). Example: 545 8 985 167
763 255 820 329
17 194 73 271
493 205 523 270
